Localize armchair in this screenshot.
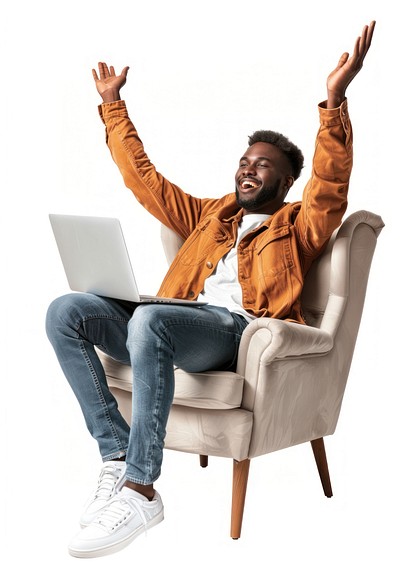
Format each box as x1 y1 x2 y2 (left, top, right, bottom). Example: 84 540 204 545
97 210 384 539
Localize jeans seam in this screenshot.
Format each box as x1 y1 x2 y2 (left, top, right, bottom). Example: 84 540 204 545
143 331 169 484
79 340 126 451
76 313 130 332
160 318 243 337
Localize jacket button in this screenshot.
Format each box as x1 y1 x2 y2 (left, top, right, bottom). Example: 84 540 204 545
206 261 213 269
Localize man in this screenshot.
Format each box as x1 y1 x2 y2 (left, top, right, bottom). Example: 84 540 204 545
46 21 375 558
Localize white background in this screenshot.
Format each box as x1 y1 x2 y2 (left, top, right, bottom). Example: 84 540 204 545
1 1 397 563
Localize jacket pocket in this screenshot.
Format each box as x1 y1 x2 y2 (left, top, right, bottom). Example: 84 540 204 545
256 225 293 276
178 217 229 267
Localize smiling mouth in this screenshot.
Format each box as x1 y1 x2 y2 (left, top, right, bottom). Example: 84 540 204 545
239 179 261 191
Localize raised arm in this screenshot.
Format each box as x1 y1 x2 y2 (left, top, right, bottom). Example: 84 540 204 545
92 62 130 103
92 62 209 239
326 20 375 108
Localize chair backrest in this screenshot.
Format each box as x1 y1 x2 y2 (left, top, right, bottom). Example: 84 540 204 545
161 223 184 265
161 210 384 338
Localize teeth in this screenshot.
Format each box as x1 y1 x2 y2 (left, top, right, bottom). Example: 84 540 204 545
241 180 258 189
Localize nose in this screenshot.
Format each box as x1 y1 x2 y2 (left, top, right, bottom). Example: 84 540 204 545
242 163 256 176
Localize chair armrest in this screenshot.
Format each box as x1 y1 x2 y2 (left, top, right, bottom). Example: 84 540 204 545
237 318 333 372
238 319 335 435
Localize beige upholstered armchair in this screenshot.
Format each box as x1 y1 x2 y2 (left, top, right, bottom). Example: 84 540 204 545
97 210 384 539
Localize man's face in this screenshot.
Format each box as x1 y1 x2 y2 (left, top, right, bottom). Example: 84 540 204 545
235 142 293 215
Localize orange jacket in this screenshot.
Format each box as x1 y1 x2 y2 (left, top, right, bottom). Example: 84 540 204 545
99 99 352 323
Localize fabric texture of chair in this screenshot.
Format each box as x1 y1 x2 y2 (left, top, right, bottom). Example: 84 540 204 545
97 209 384 539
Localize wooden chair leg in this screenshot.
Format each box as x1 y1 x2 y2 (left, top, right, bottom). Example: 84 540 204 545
231 458 250 539
311 438 333 497
199 454 208 468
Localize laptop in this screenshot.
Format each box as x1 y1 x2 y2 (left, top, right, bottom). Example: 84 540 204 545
49 213 207 306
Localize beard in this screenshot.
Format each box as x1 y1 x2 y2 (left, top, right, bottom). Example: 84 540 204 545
235 179 281 211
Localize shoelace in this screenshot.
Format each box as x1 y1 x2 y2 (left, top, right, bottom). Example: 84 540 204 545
94 493 148 534
93 463 124 501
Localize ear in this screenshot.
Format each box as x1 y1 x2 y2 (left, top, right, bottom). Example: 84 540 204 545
285 176 295 190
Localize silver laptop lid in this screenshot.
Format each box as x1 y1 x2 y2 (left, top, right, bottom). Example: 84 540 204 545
49 214 141 302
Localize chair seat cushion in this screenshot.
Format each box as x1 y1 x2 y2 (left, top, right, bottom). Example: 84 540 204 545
173 368 244 409
99 351 244 410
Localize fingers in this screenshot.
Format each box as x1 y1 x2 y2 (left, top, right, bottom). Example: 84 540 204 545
121 66 130 78
98 62 110 80
336 52 350 69
354 20 376 61
361 20 376 56
364 20 376 48
343 20 375 74
92 62 129 81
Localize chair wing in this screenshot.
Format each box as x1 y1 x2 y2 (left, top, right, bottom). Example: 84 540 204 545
235 210 384 456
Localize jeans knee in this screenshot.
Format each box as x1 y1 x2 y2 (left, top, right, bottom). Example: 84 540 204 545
45 293 86 340
128 304 154 332
127 305 165 348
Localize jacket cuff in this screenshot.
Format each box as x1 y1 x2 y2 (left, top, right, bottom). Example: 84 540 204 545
318 98 349 127
98 100 128 124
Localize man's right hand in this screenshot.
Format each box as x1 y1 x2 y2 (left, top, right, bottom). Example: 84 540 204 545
92 62 129 103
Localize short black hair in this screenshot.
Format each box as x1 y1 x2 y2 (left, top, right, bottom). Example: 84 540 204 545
248 130 304 180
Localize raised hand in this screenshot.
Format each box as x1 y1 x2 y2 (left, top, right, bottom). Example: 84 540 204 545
92 62 130 103
326 21 375 108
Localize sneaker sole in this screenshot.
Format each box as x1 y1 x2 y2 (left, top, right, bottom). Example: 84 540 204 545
68 509 164 558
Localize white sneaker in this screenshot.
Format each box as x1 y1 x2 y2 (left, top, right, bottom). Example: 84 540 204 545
69 487 164 558
80 461 126 527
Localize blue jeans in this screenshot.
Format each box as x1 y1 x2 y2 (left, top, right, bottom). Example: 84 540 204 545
45 293 248 485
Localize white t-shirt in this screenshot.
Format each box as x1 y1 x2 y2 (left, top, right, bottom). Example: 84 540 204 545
199 214 269 322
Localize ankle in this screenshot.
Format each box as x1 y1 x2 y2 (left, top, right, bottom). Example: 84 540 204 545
124 480 155 501
112 455 126 462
